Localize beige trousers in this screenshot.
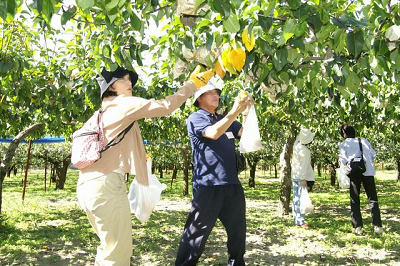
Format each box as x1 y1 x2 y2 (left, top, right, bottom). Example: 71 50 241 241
77 172 132 266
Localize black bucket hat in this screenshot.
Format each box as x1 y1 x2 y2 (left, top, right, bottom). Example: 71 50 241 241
96 66 138 99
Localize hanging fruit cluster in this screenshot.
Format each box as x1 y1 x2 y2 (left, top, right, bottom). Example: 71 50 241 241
213 27 255 79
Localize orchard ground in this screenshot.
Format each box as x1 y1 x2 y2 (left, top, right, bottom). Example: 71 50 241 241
0 168 399 265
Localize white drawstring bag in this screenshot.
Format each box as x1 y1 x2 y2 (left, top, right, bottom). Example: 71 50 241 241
337 167 350 188
128 158 167 222
239 105 263 153
300 187 314 214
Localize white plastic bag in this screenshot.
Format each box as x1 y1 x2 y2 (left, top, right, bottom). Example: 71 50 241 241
239 105 263 153
300 187 313 214
337 167 350 188
128 158 167 222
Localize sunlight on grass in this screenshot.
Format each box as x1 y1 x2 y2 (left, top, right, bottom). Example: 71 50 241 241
0 168 399 265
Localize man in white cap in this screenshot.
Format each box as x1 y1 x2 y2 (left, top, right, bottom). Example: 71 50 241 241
175 79 251 266
77 65 214 265
291 128 315 227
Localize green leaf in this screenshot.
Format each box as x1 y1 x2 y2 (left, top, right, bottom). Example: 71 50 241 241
118 0 126 8
279 72 290 85
348 17 367 28
205 55 213 68
41 0 53 24
136 48 143 66
374 40 388 56
0 1 7 20
257 66 269 86
114 48 123 66
205 33 214 51
331 17 346 28
316 25 335 41
130 12 141 31
333 29 345 53
151 0 158 7
264 0 276 16
223 12 240 33
215 33 223 47
258 14 272 31
7 0 17 17
289 38 305 50
277 35 287 47
294 21 307 37
76 0 94 10
61 10 75 26
292 3 311 21
195 0 206 9
102 45 111 58
213 0 230 18
295 77 304 90
197 19 212 29
307 14 322 32
320 8 330 24
287 0 301 10
345 72 361 93
183 39 194 50
390 49 400 70
107 12 118 24
0 60 14 73
346 31 364 57
287 49 299 63
105 0 119 12
282 19 296 43
273 48 288 71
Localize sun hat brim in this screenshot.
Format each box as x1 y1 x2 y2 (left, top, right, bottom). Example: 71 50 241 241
193 80 222 107
97 67 139 99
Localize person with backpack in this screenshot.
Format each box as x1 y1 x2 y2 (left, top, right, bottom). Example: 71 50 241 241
291 128 315 228
338 124 383 235
76 65 214 265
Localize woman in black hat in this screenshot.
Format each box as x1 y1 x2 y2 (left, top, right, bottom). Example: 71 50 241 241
76 65 214 265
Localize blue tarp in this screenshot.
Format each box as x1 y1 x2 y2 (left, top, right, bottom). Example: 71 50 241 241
0 137 181 145
0 136 65 144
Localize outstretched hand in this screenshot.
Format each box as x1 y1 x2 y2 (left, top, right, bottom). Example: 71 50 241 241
231 92 252 116
189 66 215 89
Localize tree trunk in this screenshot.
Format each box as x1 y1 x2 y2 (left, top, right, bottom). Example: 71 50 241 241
247 155 260 188
397 160 400 182
54 157 70 190
0 123 43 213
274 164 278 179
7 165 15 178
172 163 177 180
279 135 295 216
181 147 191 196
317 163 321 177
330 164 336 186
158 166 163 179
248 167 256 187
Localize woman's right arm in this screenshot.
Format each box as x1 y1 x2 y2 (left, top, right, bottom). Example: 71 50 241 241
122 82 197 120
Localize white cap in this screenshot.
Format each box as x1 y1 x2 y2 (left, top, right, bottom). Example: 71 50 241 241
96 76 119 99
299 128 315 145
193 78 221 107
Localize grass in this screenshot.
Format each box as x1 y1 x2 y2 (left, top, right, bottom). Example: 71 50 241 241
0 168 399 265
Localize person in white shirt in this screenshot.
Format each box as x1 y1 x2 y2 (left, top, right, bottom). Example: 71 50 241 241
291 128 315 227
338 124 383 235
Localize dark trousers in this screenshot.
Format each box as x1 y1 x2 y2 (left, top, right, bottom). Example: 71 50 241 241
349 175 382 228
306 181 315 192
175 185 246 266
